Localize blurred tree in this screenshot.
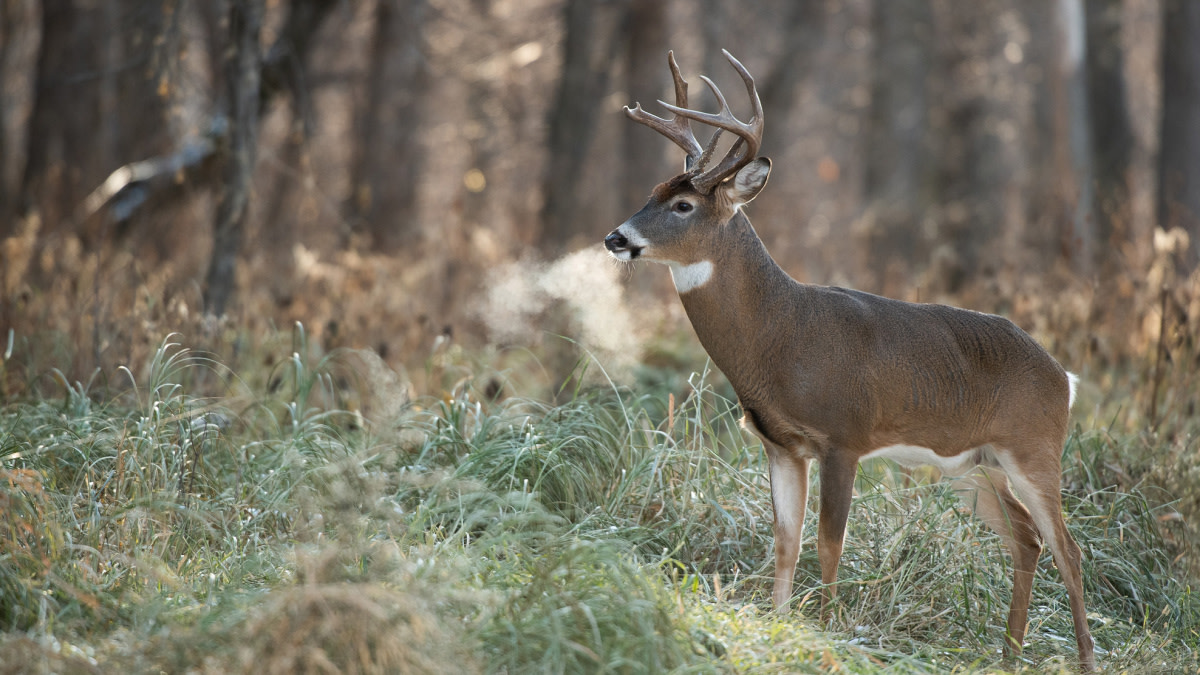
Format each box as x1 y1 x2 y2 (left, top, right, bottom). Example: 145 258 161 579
18 0 172 244
926 0 1023 292
348 0 429 251
259 0 338 121
8 0 338 316
1045 0 1094 275
1158 0 1200 271
204 0 337 316
204 0 264 317
0 1 7 219
621 0 667 213
862 0 933 295
252 0 342 309
757 1 824 178
1085 0 1133 276
540 0 626 250
0 0 40 223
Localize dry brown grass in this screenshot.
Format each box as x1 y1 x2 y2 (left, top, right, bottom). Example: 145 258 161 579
228 581 477 675
0 635 102 675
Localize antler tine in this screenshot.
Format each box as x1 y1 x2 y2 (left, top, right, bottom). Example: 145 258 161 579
623 51 704 165
693 129 725 174
657 50 764 193
666 50 689 115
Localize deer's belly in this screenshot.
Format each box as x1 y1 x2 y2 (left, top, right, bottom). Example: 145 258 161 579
860 443 994 477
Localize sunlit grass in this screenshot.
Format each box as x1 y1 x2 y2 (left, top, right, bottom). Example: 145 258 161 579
1 332 1197 673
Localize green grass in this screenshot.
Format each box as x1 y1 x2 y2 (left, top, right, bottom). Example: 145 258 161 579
1 334 1198 673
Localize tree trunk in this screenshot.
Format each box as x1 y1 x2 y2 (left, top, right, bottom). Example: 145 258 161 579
1040 0 1094 276
19 0 102 233
758 1 825 170
260 0 338 123
620 0 667 213
0 0 42 226
0 0 7 219
348 0 429 251
204 0 263 317
1084 0 1133 276
19 0 170 244
539 0 625 251
927 1 1024 292
1158 0 1200 271
204 0 336 315
861 0 933 295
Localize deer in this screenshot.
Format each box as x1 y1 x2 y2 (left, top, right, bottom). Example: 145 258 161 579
604 50 1096 671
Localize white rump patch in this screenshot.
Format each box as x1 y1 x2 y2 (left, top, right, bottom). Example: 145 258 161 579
1067 372 1079 409
668 260 713 293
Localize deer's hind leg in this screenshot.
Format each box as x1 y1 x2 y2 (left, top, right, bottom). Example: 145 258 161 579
997 447 1096 672
950 465 1041 656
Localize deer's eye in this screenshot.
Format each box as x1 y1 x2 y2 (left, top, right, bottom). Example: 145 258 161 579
674 201 693 213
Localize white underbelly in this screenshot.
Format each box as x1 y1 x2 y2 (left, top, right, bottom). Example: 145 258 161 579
860 444 985 477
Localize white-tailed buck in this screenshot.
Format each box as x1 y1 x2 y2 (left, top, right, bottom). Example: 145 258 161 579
605 50 1095 671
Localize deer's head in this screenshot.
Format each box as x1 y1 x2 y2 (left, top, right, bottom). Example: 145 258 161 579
604 51 770 275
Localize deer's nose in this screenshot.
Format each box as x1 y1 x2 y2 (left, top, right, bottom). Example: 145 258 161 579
604 230 628 251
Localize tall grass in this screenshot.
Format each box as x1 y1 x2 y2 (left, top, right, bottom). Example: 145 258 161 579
1 333 1197 673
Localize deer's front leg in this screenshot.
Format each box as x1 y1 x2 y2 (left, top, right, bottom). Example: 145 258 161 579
816 451 857 620
766 450 811 608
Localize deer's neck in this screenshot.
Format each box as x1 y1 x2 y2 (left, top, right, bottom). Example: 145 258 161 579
676 212 801 394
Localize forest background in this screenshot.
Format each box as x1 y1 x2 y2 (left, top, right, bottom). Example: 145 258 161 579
0 0 1197 401
3 1 1200 672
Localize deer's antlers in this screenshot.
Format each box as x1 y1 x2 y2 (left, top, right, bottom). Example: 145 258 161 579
625 50 764 193
624 52 705 168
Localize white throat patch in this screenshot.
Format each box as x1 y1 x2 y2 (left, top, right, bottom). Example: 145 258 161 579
669 260 714 293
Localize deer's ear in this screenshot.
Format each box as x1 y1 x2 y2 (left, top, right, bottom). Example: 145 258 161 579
726 157 771 206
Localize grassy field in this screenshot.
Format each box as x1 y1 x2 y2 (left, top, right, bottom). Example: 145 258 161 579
1 330 1198 674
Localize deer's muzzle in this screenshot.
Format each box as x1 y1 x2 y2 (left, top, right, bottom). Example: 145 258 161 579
604 228 642 260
